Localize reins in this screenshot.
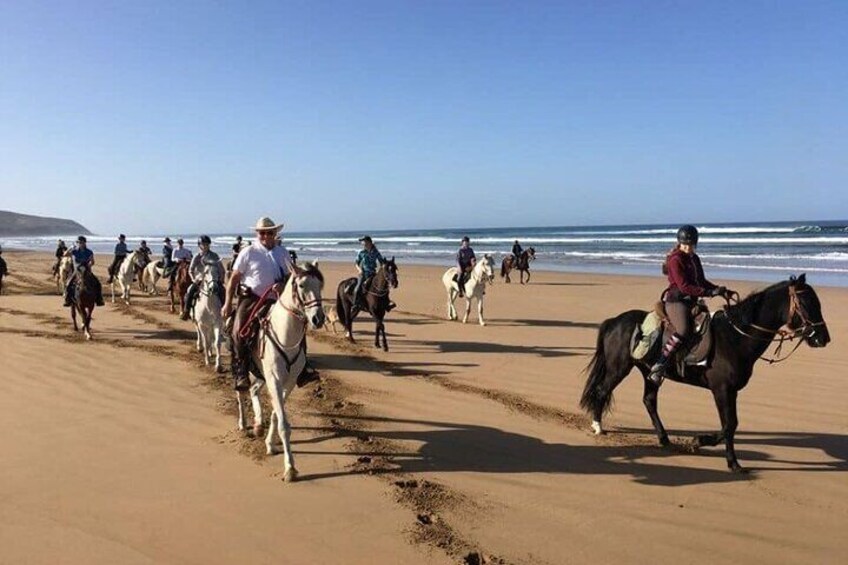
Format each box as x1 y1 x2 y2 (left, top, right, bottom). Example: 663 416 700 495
720 286 826 364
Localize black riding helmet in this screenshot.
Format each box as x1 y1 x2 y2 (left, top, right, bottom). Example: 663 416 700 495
198 235 212 246
677 225 699 245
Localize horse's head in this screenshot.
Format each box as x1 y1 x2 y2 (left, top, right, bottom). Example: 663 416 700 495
527 247 536 260
384 256 399 289
480 254 496 283
290 261 325 330
789 274 830 348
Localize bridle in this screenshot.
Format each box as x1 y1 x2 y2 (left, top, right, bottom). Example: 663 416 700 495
262 271 323 372
721 285 827 364
366 264 397 298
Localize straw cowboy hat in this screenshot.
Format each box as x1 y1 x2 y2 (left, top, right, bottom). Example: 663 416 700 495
251 216 284 232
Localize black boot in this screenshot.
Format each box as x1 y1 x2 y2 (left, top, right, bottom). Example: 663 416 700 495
180 284 197 321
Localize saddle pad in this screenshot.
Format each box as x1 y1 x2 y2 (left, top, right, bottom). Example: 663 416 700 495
631 311 663 360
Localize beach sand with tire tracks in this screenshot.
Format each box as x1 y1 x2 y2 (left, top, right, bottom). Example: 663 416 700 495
1 250 846 564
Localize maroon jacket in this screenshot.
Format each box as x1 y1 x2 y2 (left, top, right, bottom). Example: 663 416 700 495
665 249 717 302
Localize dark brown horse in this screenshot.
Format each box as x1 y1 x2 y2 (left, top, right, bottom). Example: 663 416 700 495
170 261 192 315
580 274 830 472
336 258 398 351
500 247 536 284
69 265 98 340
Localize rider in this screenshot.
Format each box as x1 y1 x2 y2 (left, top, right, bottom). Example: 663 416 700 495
162 237 174 275
168 238 192 291
181 235 225 320
107 234 129 284
648 225 734 386
52 239 68 276
511 239 523 265
456 236 477 298
231 236 243 262
222 217 294 392
353 236 385 310
138 239 152 260
63 236 105 307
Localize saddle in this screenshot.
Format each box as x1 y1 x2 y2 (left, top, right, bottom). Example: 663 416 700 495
631 300 715 375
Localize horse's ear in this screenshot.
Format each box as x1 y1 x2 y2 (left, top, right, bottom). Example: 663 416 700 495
391 256 395 262
312 260 319 269
789 275 797 285
798 273 806 285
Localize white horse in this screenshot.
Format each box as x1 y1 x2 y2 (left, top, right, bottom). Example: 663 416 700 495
236 262 325 483
111 250 146 304
141 261 166 295
442 254 495 326
192 263 225 372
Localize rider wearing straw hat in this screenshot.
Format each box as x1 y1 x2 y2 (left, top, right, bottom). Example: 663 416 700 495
222 217 294 391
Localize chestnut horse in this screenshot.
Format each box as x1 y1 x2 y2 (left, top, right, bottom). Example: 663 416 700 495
170 261 192 316
500 247 536 284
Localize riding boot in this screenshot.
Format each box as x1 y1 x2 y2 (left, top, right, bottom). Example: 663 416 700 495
647 333 684 385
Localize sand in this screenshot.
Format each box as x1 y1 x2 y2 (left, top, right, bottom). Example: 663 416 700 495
0 250 845 564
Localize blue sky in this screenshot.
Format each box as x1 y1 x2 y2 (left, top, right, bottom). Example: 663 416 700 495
1 1 846 234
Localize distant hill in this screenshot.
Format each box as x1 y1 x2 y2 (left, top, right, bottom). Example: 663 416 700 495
0 210 92 237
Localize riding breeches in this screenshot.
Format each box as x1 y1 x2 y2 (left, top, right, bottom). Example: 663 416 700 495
664 300 691 339
108 255 126 278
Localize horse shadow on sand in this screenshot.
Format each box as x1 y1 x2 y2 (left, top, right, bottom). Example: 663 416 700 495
292 415 848 486
316 351 479 377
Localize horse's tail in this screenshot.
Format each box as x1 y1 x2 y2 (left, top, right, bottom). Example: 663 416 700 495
580 317 617 417
500 258 508 278
336 283 348 327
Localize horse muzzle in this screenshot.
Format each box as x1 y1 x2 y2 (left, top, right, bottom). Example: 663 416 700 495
310 309 326 330
806 324 831 348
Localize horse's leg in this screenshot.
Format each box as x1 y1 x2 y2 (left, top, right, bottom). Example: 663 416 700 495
641 371 670 446
71 305 79 332
83 305 93 340
110 281 116 303
462 295 472 324
250 380 264 436
477 295 486 326
345 300 356 342
447 290 456 320
213 325 223 372
271 381 297 482
236 390 248 431
374 317 381 349
705 386 743 472
265 409 278 454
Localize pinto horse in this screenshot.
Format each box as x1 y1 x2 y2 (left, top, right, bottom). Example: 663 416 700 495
170 261 192 316
111 250 147 305
501 247 536 284
580 274 830 472
236 263 325 482
69 265 98 340
336 258 398 351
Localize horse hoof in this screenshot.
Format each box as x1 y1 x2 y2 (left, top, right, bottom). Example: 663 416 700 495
729 463 748 474
659 436 671 447
216 365 224 374
252 424 264 437
283 468 298 483
266 444 279 456
590 421 603 435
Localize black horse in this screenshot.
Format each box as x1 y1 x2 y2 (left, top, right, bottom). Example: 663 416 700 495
501 247 536 284
580 274 830 472
336 258 399 351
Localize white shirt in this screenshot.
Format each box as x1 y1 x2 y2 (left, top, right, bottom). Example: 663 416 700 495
172 247 192 262
233 241 293 296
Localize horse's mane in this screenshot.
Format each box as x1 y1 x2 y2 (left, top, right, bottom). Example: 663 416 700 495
725 280 791 323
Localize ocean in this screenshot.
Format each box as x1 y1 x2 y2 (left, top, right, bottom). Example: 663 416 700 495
4 220 848 287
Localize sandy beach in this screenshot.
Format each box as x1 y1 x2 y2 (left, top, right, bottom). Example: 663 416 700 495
1 250 845 565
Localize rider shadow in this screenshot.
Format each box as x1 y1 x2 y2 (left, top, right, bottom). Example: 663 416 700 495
613 427 848 473
299 414 747 486
489 318 601 330
314 351 478 377
530 282 608 287
131 328 198 341
414 339 587 358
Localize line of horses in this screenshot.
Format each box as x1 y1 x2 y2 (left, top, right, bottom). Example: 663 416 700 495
48 247 832 478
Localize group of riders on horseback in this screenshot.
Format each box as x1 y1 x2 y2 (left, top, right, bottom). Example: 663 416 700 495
51 221 780 394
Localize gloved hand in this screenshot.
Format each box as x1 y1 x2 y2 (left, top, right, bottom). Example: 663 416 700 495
712 286 727 298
